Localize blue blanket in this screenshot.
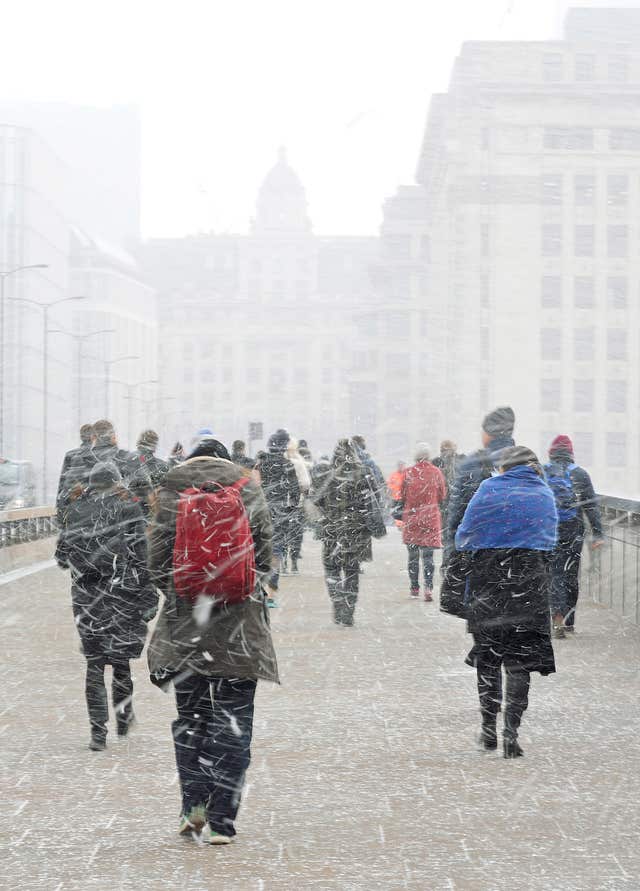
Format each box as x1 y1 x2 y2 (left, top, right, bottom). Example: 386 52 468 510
455 465 558 551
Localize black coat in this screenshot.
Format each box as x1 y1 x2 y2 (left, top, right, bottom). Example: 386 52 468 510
314 466 374 563
442 548 556 676
257 452 300 509
57 489 157 661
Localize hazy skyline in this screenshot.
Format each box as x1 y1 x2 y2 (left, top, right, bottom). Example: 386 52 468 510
0 0 620 238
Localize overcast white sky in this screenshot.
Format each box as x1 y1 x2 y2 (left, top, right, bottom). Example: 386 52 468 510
0 0 621 237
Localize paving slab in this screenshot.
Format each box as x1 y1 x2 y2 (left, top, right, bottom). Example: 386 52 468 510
2 529 639 891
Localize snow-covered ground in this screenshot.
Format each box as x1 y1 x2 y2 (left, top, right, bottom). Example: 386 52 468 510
3 531 639 890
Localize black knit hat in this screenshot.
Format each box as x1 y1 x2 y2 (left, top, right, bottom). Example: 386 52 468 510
267 428 289 452
482 406 515 438
188 438 231 461
89 461 122 490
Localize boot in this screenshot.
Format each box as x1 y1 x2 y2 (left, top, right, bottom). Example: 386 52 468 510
117 711 136 737
89 732 107 752
479 714 498 750
552 612 565 639
423 588 433 603
503 735 524 758
291 557 299 574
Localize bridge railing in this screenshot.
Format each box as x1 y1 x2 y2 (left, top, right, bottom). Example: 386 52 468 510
582 494 640 625
0 506 58 548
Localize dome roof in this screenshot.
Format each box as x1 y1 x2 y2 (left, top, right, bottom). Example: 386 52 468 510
254 148 311 233
259 147 304 197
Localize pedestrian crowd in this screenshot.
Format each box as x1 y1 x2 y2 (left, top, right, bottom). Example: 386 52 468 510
53 406 603 842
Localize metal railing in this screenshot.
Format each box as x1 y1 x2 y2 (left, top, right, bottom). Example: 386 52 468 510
581 494 640 625
0 506 57 548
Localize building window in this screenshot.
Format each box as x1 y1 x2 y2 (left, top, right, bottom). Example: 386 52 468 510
541 174 562 205
573 379 594 412
573 432 593 465
541 276 561 308
607 329 627 361
574 174 595 205
541 378 561 411
543 53 563 82
574 328 594 361
607 224 628 258
608 55 628 83
607 380 627 413
575 53 596 82
575 225 594 257
480 222 489 257
607 432 626 467
607 174 628 206
609 128 640 151
542 224 562 257
544 128 594 150
574 276 594 309
541 328 562 360
607 276 627 309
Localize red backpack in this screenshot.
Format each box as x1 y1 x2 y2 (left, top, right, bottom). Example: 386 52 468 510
172 478 256 604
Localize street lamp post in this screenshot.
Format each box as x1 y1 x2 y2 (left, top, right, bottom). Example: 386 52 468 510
0 263 48 454
104 355 140 418
10 295 86 502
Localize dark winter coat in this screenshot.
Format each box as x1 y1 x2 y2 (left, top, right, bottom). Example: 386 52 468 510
446 435 515 542
314 464 374 563
546 453 603 541
61 442 151 514
257 452 300 509
57 489 157 661
401 460 447 548
56 442 92 520
137 448 170 489
146 457 279 686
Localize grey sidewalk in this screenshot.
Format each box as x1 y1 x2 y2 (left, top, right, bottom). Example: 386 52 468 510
2 530 640 891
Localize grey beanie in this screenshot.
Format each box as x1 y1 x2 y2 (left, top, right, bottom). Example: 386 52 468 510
89 460 122 490
482 406 515 438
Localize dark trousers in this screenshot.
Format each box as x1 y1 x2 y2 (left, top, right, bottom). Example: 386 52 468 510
406 545 435 590
476 661 530 739
285 505 304 561
269 505 292 590
323 545 360 625
172 673 257 837
550 519 584 627
85 656 133 738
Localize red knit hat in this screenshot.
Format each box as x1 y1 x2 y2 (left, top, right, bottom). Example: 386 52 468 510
549 434 574 458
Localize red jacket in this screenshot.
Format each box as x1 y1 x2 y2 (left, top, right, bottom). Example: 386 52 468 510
401 461 447 547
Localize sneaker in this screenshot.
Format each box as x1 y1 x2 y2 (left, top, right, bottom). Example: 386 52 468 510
179 804 206 836
423 588 434 603
89 735 106 752
266 597 279 608
409 589 420 598
203 826 233 845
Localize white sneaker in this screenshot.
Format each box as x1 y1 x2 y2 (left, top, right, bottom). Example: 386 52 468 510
203 824 233 845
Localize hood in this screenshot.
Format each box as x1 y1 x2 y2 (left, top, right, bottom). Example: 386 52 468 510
162 456 245 493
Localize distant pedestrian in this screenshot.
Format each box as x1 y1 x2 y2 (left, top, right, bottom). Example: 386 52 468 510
56 423 94 522
298 439 313 465
136 429 170 514
314 439 376 626
146 436 278 844
231 440 255 470
55 461 157 750
386 461 406 505
545 435 603 638
399 444 447 601
432 440 464 533
255 429 300 599
442 446 558 758
283 438 311 573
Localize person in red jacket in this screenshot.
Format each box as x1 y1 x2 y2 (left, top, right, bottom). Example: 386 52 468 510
401 443 447 601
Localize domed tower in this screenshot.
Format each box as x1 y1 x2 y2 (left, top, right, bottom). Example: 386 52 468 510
253 148 312 234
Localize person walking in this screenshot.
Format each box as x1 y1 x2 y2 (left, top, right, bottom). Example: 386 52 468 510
442 446 558 758
146 436 278 844
400 444 447 601
314 439 374 626
545 435 603 638
284 438 311 573
386 461 406 505
446 407 516 555
55 461 157 750
56 423 94 522
231 440 256 470
432 440 464 533
136 429 170 515
255 429 300 599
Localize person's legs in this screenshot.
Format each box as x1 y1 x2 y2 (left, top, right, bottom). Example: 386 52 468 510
112 660 134 735
289 507 304 571
203 677 257 838
341 557 360 626
550 537 570 636
503 665 530 757
85 655 109 746
172 672 215 820
476 659 502 748
323 543 343 623
407 544 420 594
563 532 584 630
421 547 435 600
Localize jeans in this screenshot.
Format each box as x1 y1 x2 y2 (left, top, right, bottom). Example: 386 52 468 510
550 519 584 627
172 673 257 837
85 656 133 738
406 545 435 590
285 505 304 561
476 661 530 739
268 505 293 590
322 545 360 625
